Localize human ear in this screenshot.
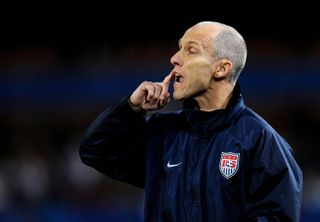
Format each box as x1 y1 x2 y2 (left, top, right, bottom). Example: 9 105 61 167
213 59 232 79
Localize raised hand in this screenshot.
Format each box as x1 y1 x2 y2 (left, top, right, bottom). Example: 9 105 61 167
129 71 175 111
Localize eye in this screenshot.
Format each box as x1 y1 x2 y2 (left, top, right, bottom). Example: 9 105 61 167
187 47 197 55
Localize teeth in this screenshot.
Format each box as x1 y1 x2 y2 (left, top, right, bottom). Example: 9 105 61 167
174 72 183 83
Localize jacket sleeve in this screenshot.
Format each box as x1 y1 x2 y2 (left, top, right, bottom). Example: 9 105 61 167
79 97 148 188
246 127 303 222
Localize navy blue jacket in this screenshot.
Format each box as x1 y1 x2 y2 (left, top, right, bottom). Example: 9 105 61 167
79 85 303 222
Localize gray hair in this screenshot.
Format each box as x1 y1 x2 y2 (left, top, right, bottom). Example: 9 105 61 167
212 26 247 82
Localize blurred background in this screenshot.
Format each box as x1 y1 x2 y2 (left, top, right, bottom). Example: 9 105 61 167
0 6 320 222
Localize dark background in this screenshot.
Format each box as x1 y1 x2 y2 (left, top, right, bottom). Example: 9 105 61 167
0 6 320 222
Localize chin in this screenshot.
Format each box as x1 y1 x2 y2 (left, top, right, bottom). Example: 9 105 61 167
173 92 184 100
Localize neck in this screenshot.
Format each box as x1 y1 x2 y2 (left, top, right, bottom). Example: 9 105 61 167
194 81 234 112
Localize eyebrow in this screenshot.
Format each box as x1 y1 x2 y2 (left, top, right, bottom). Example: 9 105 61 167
178 40 201 48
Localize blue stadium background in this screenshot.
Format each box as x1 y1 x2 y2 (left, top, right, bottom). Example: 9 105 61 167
0 6 320 221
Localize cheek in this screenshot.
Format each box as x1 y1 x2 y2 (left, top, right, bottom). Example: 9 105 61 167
188 59 212 74
199 64 214 79
188 63 213 85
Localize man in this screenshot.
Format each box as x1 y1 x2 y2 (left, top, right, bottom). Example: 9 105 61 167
79 21 303 221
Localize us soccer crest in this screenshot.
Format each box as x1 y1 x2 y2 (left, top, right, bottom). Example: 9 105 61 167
219 152 240 179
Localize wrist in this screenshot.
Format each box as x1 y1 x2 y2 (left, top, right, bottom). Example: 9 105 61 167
128 97 142 112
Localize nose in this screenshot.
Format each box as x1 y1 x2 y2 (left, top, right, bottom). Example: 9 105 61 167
170 51 181 66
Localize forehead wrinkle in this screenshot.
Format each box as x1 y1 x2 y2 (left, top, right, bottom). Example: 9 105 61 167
181 31 215 53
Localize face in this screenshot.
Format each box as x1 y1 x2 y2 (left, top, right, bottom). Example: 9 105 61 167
170 24 219 100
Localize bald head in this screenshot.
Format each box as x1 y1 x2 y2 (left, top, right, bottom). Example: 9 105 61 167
189 21 226 33
183 22 225 53
184 21 247 82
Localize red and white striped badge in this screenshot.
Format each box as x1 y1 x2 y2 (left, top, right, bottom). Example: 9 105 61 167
219 152 240 179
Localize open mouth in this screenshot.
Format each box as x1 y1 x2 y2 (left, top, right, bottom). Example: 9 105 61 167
174 73 184 86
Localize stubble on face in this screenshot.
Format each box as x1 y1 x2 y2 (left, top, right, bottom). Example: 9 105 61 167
172 23 220 100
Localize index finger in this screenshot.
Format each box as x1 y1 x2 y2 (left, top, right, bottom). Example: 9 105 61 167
160 70 175 99
162 70 175 85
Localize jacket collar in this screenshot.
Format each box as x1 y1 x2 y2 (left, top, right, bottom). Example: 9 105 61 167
183 83 245 134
